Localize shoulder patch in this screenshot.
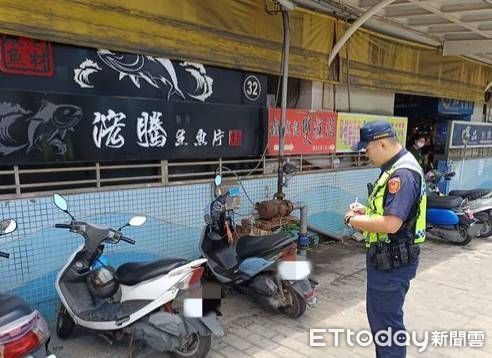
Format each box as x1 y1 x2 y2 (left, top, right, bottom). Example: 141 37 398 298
388 177 401 194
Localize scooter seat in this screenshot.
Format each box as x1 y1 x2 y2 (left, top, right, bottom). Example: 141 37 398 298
0 294 33 327
427 195 464 209
236 232 295 259
117 258 189 286
449 189 492 201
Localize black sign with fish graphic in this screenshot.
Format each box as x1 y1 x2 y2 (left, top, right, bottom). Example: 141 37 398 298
0 90 265 164
0 38 267 107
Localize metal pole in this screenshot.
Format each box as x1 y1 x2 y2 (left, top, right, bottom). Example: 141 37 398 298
160 160 168 185
294 201 308 257
96 162 101 188
459 142 467 187
328 0 397 66
485 81 492 93
345 28 351 112
276 8 290 200
14 165 21 196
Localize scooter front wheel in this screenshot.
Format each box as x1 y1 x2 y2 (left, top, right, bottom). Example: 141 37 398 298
170 334 211 358
56 303 75 339
279 284 307 319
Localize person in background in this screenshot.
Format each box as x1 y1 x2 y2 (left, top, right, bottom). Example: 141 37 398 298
408 133 427 168
421 136 434 173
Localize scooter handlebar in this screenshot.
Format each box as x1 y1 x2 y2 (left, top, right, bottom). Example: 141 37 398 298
55 223 71 229
120 236 135 245
444 171 456 180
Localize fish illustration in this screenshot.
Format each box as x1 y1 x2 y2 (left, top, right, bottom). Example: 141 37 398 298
73 59 102 88
73 50 215 103
180 62 214 102
0 101 83 156
96 49 185 100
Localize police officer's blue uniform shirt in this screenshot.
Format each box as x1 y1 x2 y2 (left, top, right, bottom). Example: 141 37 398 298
383 154 421 224
366 148 421 291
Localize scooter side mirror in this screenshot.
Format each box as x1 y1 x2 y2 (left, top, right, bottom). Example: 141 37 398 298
0 219 17 235
282 162 297 175
53 193 68 212
204 213 212 225
128 216 146 227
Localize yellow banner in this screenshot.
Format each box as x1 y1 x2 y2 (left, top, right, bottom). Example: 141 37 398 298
0 0 490 102
336 113 408 152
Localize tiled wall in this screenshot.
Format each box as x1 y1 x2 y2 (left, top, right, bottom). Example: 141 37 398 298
446 157 492 191
0 168 378 321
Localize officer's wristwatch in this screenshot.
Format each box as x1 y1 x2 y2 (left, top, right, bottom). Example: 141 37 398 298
344 215 353 228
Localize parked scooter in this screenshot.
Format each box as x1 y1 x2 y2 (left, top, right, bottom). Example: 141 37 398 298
199 175 316 319
425 170 481 245
52 194 223 358
0 219 55 358
424 169 456 196
447 188 492 238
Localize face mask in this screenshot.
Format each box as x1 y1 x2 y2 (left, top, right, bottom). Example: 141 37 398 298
416 141 425 149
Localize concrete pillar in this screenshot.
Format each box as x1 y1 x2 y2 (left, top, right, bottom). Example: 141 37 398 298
471 102 484 122
323 85 395 115
296 80 323 110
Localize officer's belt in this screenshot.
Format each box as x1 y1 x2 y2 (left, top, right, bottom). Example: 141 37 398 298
368 240 420 271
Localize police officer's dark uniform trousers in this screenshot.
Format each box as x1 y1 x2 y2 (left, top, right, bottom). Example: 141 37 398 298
364 148 426 358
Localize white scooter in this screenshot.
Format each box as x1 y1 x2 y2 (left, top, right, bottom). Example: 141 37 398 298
448 188 492 238
0 219 55 358
52 194 223 358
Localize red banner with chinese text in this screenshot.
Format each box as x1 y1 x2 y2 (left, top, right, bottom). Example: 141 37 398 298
267 108 337 155
0 35 54 77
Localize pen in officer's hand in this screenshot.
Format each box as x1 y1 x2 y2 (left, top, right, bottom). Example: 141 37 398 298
350 197 358 211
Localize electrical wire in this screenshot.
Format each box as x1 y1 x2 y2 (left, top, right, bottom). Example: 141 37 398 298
243 7 288 180
245 145 268 178
217 5 289 196
215 166 255 206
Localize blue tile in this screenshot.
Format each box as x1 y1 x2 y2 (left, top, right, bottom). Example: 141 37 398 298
0 168 383 320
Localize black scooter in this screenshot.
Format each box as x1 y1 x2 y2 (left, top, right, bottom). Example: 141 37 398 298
199 175 316 319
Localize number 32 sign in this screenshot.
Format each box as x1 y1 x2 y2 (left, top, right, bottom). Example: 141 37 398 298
243 75 261 101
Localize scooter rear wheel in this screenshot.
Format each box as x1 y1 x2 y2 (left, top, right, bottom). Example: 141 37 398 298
477 212 492 238
279 284 307 319
170 334 211 358
56 303 75 339
456 225 473 246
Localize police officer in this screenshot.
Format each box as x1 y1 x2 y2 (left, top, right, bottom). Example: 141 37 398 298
345 120 426 358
